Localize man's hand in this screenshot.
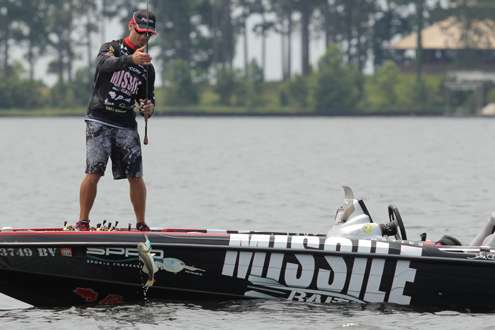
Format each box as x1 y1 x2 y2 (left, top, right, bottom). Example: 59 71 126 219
139 99 154 118
132 47 152 65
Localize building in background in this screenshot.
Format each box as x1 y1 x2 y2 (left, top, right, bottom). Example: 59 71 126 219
389 17 495 114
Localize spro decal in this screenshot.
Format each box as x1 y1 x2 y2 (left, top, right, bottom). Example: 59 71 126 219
87 247 165 258
222 234 422 305
86 248 205 275
86 247 164 268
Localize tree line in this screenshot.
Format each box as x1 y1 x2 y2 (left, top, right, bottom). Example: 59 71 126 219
1 0 494 114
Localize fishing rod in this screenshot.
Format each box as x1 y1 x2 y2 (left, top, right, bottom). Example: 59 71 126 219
143 0 150 145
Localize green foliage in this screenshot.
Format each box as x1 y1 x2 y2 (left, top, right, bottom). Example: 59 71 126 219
43 67 92 108
312 46 362 114
487 89 495 104
69 68 92 106
241 60 265 109
214 67 243 106
415 75 446 114
260 81 282 108
0 79 48 109
0 0 492 115
213 60 266 109
280 74 311 109
198 85 219 106
0 64 48 109
364 61 446 114
365 61 404 112
0 0 481 115
163 59 199 106
0 51 449 115
49 82 75 108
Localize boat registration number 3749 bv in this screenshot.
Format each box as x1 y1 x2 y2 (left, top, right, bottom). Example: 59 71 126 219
0 247 65 257
222 234 422 305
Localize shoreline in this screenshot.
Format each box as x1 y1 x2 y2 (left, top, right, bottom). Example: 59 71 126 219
0 108 464 118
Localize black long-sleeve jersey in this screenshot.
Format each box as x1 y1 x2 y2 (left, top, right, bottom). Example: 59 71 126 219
86 38 155 129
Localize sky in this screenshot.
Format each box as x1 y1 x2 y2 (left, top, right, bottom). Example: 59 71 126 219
232 14 330 80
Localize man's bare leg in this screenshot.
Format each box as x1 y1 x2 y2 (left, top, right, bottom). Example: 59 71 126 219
129 177 146 224
79 174 101 221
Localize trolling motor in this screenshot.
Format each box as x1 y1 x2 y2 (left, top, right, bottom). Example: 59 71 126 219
327 186 407 240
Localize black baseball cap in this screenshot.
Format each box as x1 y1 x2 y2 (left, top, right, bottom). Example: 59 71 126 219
130 9 157 35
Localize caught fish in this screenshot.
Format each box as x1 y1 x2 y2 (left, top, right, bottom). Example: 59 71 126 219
137 236 158 288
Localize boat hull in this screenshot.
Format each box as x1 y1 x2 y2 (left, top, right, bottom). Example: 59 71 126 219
1 229 494 310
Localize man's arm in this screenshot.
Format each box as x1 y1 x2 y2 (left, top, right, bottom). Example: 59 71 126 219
95 42 134 73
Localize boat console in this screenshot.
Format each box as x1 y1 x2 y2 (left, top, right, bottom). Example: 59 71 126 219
327 186 407 241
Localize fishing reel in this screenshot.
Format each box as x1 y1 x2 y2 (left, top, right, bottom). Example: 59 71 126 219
95 220 119 231
62 220 119 231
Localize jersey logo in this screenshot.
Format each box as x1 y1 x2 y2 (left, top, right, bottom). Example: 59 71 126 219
105 46 115 56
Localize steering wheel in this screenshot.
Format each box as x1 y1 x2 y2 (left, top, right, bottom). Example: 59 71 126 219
388 205 407 240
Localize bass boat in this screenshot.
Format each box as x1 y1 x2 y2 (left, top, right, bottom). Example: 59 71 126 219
1 187 495 310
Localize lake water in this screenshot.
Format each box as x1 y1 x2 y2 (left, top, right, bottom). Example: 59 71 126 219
1 117 495 329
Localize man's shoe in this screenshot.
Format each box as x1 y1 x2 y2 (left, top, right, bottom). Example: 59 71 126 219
75 220 90 231
136 222 150 232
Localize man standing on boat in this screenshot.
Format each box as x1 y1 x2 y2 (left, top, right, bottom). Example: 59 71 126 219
75 9 156 231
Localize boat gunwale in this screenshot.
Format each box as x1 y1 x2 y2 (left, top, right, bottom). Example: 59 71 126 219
0 240 491 266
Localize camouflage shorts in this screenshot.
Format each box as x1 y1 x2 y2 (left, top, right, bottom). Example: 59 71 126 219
85 121 143 179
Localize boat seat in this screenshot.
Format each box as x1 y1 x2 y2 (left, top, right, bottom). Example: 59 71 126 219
470 212 495 246
482 234 495 247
